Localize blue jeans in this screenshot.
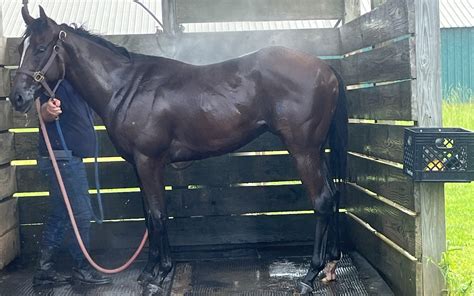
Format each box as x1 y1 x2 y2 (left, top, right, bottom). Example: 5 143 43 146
38 156 92 268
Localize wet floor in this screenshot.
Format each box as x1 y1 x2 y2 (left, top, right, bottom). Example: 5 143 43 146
0 250 392 295
174 255 372 295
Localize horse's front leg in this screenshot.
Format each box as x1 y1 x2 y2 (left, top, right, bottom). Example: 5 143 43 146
134 153 173 295
136 188 159 285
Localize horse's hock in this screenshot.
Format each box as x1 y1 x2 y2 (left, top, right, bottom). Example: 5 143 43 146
0 0 444 295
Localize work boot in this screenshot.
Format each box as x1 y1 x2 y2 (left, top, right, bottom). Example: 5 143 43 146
72 264 112 285
32 247 71 287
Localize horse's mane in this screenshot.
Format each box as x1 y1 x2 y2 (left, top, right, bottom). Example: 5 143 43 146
61 24 131 60
21 19 131 60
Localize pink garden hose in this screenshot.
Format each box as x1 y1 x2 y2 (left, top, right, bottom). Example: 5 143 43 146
36 99 148 274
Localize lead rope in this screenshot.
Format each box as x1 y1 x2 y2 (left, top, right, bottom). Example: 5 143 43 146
50 79 105 224
85 106 105 224
36 97 148 274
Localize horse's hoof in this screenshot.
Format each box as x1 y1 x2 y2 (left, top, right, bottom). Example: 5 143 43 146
137 271 155 286
297 281 314 295
321 274 336 283
142 282 164 296
321 260 338 283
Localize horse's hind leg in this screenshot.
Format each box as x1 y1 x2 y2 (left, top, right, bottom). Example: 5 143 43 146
285 146 338 294
321 161 341 283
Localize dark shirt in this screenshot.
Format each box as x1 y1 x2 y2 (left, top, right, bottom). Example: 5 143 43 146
38 80 95 158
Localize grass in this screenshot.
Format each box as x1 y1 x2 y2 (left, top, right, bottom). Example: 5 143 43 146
442 101 474 295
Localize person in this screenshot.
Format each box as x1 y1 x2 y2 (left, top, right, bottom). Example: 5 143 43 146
32 79 111 286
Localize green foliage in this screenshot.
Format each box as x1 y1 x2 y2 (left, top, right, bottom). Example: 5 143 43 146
443 85 474 104
442 101 474 295
436 245 473 295
443 103 474 131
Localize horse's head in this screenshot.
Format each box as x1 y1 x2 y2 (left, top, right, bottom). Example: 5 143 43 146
10 6 64 113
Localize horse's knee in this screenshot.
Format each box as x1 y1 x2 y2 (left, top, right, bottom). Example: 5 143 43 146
313 185 335 215
147 209 166 230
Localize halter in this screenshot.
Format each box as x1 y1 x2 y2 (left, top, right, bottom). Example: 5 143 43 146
17 30 67 98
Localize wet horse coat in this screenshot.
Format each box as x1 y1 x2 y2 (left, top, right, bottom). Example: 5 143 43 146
10 6 348 294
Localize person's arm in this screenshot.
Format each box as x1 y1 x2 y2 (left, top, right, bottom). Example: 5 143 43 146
40 98 62 122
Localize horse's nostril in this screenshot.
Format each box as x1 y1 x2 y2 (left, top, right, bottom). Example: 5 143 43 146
16 94 24 105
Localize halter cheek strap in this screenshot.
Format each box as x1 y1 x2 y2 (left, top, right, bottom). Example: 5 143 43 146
17 30 67 98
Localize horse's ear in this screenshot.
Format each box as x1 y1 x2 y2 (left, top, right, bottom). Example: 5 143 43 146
38 5 48 21
21 6 34 26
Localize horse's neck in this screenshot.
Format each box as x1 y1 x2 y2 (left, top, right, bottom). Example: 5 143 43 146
63 34 130 121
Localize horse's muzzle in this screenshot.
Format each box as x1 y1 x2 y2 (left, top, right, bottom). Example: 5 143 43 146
10 89 34 113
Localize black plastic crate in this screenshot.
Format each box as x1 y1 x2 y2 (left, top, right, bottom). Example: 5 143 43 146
403 127 474 182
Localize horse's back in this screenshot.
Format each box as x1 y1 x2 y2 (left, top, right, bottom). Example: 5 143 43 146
113 46 339 161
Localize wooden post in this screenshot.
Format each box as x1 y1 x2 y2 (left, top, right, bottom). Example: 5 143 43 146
162 0 179 36
344 0 360 24
410 0 446 294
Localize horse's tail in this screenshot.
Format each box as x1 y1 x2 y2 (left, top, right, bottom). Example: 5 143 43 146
328 67 348 181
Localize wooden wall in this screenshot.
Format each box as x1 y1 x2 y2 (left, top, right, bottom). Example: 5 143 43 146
5 0 445 294
0 4 19 269
174 0 344 23
339 0 445 295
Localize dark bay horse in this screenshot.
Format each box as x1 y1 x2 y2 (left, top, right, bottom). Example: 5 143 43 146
10 6 348 295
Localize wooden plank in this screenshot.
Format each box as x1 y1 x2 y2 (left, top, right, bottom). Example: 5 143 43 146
0 100 12 131
169 214 315 246
175 0 344 23
15 162 138 192
14 131 118 160
348 123 405 163
13 131 38 160
20 214 315 253
167 185 309 218
18 193 140 225
0 132 14 165
0 226 20 269
348 154 415 211
18 185 310 224
341 37 415 85
174 153 299 186
0 68 10 97
0 197 18 237
346 214 418 296
0 37 6 66
345 185 418 256
0 165 16 201
12 101 39 128
16 154 300 192
340 0 413 53
14 131 287 160
4 37 20 67
113 30 341 65
173 32 341 66
344 0 360 24
7 30 341 66
346 80 413 120
410 0 446 294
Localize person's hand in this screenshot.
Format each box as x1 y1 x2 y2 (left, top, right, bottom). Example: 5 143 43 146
40 98 62 122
